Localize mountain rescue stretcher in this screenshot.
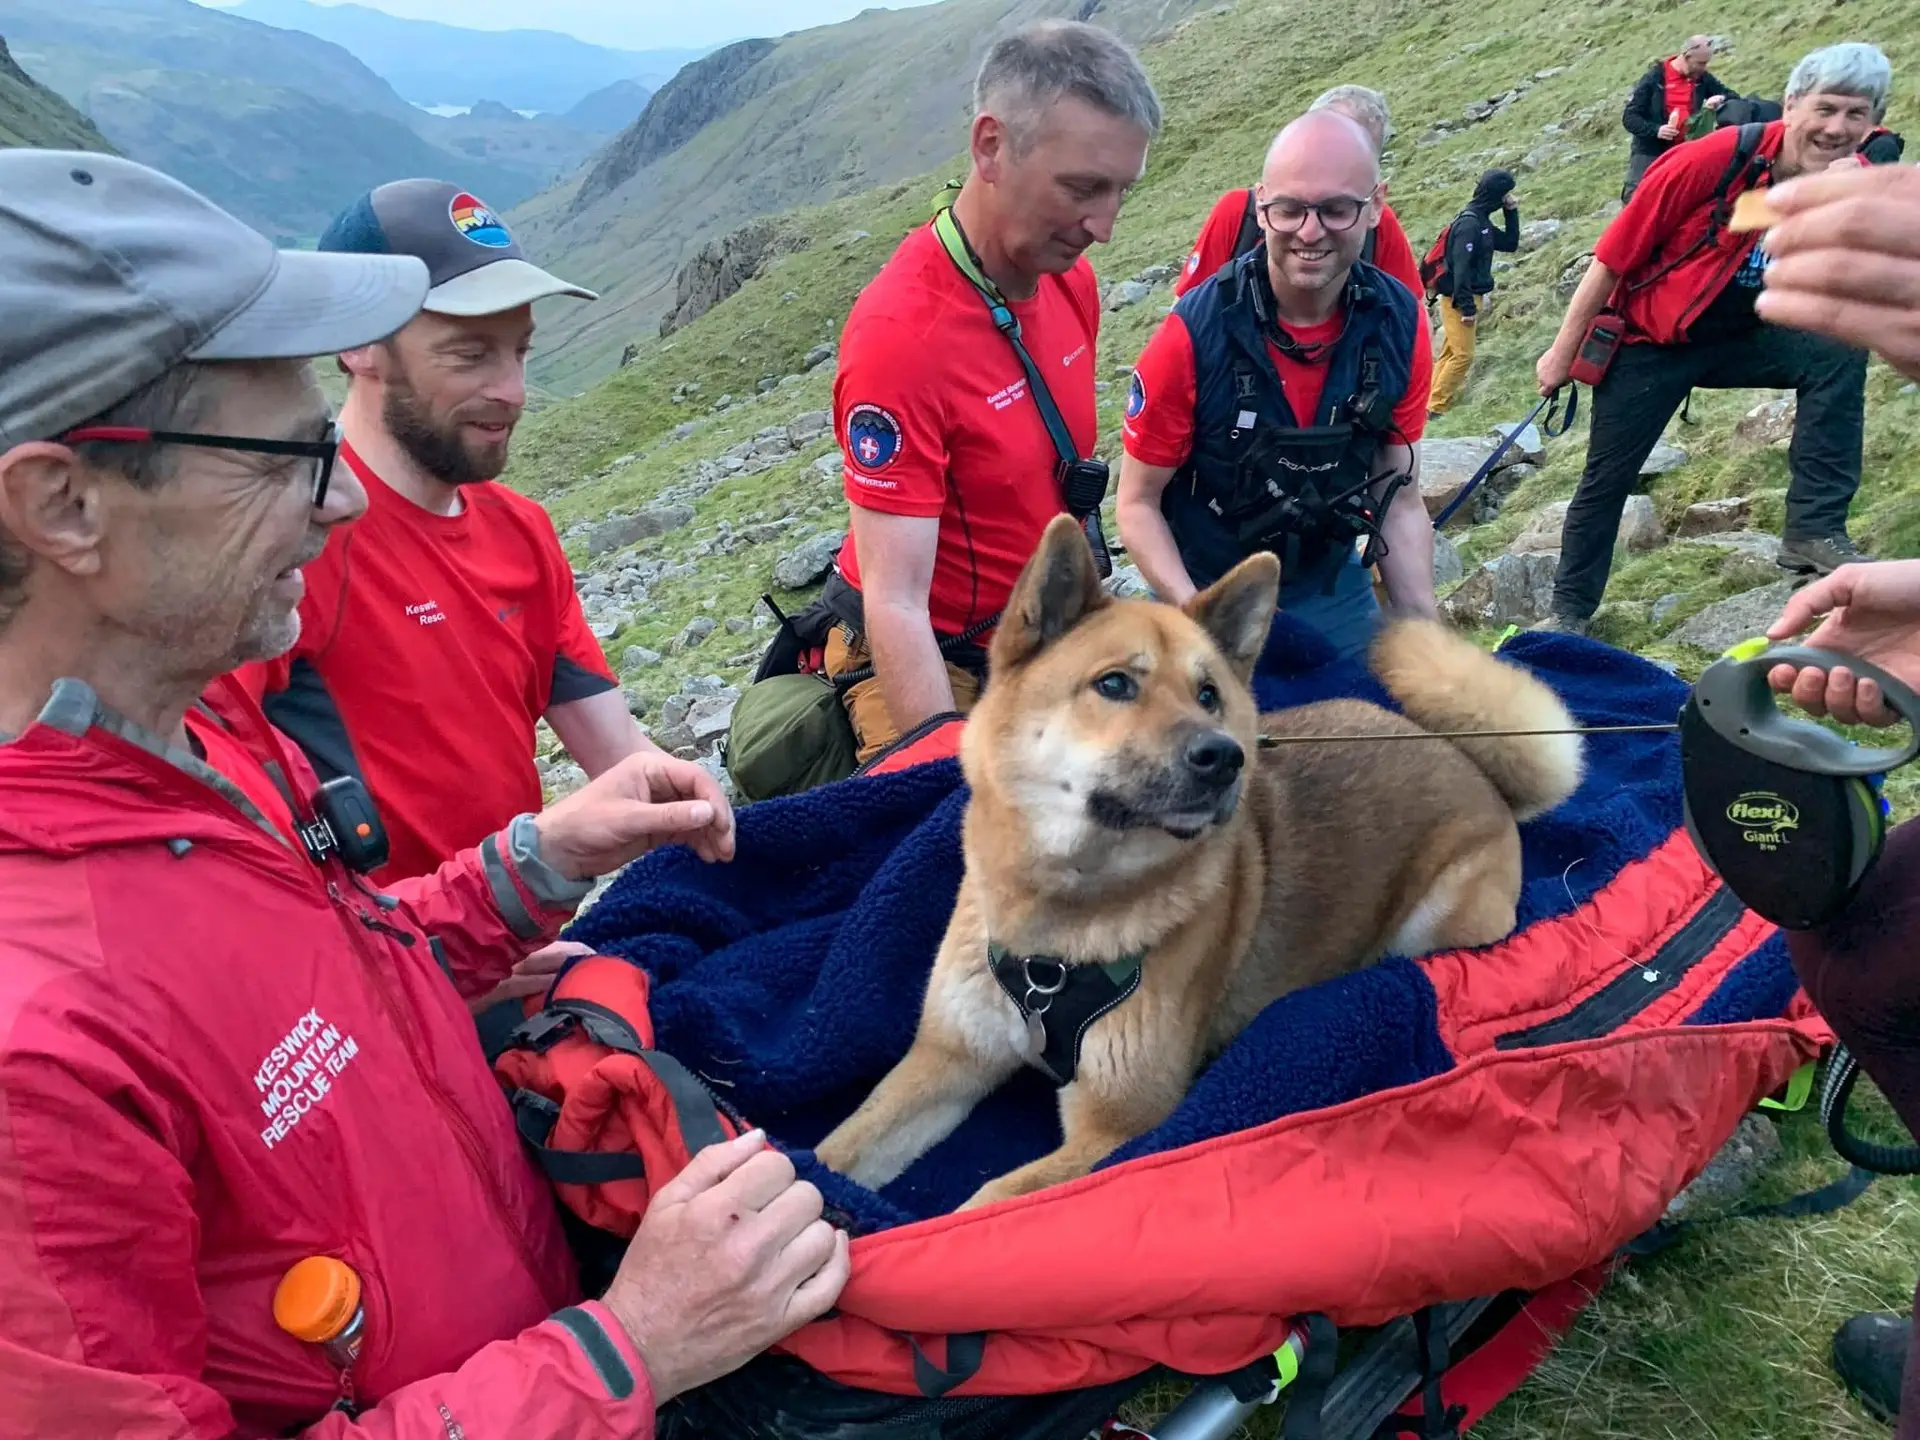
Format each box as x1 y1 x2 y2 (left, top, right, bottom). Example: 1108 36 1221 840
494 627 1885 1438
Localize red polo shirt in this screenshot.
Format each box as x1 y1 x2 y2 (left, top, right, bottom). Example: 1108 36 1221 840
832 221 1101 636
1124 307 1431 469
237 443 617 882
1662 59 1696 130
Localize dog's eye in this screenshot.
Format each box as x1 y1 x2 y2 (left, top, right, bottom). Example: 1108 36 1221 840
1093 671 1138 702
1197 682 1221 712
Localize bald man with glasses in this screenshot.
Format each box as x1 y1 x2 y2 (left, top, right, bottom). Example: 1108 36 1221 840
1117 110 1436 662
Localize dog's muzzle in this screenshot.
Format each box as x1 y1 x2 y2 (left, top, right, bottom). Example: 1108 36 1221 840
1087 729 1246 839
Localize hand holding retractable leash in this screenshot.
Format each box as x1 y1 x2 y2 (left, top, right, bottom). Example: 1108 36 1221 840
1762 560 1920 727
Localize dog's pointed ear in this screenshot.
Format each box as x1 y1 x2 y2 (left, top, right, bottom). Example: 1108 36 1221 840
992 514 1110 669
1185 551 1279 678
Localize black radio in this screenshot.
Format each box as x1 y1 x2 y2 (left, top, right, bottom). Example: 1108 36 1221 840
299 776 391 875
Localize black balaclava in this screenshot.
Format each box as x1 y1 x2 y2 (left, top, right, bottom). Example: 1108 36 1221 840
1469 168 1517 214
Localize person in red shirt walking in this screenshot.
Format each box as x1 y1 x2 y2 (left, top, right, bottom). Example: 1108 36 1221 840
0 148 840 1439
822 21 1162 762
1119 111 1436 662
1535 42 1891 635
241 179 663 895
1621 35 1734 200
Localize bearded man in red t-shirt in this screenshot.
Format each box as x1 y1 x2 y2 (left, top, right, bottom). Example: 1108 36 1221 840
821 20 1161 763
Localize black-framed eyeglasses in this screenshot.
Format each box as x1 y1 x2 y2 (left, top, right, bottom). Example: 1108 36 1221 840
1258 189 1379 234
57 420 341 508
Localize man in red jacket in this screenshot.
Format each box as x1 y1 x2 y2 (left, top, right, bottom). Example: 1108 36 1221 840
1534 41 1890 634
0 150 846 1438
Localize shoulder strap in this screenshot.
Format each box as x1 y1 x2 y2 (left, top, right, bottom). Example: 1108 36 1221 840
1234 185 1263 259
931 208 1080 472
1712 122 1769 215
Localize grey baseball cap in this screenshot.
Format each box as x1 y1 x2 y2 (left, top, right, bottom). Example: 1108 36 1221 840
0 151 430 448
318 178 597 316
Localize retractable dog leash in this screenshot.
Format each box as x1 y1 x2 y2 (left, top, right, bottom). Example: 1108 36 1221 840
1259 638 1920 930
1428 385 1579 530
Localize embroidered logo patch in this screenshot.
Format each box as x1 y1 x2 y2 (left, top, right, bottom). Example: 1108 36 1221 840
846 403 902 471
1125 371 1148 420
1185 249 1201 275
449 192 512 248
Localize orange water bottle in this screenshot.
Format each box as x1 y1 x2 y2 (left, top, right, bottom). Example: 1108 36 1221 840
274 1256 366 1413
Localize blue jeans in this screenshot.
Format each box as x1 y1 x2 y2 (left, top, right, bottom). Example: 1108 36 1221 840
1278 554 1381 662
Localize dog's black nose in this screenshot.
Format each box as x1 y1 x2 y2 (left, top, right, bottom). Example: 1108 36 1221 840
1181 730 1244 783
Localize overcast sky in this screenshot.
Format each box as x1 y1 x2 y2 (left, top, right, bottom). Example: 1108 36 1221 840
194 0 945 50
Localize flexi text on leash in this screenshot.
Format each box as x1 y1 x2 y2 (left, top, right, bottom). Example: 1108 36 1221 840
1258 638 1920 935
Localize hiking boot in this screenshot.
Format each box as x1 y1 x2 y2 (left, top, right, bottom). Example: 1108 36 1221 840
1780 534 1871 575
1833 1311 1909 1424
1532 613 1591 638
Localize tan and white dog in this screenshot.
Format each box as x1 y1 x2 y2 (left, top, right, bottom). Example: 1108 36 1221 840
816 516 1584 1210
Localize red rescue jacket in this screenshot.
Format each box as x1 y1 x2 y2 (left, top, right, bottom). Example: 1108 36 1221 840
1598 120 1782 346
0 677 653 1439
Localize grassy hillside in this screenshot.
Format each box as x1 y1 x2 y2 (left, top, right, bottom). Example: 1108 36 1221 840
505 0 1920 1432
0 34 111 149
511 0 1207 390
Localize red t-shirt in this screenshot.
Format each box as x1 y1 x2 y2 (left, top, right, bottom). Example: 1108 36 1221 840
833 222 1100 635
1123 306 1431 469
185 708 297 844
1662 59 1695 130
237 443 617 882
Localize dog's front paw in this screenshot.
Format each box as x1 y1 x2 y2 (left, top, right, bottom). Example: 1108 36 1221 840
957 1174 1025 1211
812 1130 859 1178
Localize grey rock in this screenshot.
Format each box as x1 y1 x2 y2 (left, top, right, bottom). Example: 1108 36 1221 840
623 645 663 670
1106 279 1152 310
1556 252 1594 298
673 616 718 651
721 455 746 474
836 230 872 247
1433 531 1465 588
1678 530 1784 565
787 409 831 444
583 504 695 557
651 722 696 754
1134 262 1179 286
1670 581 1799 653
812 452 843 478
1619 493 1665 551
1679 496 1753 537
1509 500 1570 556
694 751 737 805
1520 142 1576 174
588 618 621 641
1417 436 1500 521
1641 442 1690 477
780 290 798 302
1664 1114 1783 1219
725 617 750 635
1489 420 1546 465
660 695 692 728
1518 218 1563 252
714 394 734 411
1463 98 1496 123
757 376 779 394
1733 395 1796 450
1902 382 1919 396
621 686 650 719
579 573 611 598
1534 66 1569 79
1106 561 1152 599
684 675 733 697
1441 552 1559 627
804 343 837 371
1651 593 1685 627
686 694 739 746
545 762 588 797
749 430 794 460
773 529 846 590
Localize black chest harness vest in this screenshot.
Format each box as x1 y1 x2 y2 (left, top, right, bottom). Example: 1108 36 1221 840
1165 248 1418 594
988 944 1143 1087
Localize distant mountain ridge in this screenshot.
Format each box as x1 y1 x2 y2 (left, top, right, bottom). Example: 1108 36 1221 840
229 0 708 113
0 33 113 149
4 0 617 241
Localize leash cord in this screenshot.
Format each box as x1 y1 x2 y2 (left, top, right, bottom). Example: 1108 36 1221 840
1257 722 1679 747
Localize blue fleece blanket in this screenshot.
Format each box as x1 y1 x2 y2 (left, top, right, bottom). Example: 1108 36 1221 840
566 619 1795 1232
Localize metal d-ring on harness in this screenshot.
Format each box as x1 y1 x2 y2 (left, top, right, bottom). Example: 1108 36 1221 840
987 942 1143 1086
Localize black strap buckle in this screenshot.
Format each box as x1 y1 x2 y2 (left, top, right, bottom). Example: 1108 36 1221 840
506 1008 577 1055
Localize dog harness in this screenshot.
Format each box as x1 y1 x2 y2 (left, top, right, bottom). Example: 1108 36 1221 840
987 943 1144 1086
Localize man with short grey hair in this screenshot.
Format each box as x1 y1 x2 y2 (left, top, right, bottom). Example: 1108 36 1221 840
1621 33 1734 199
1536 41 1891 633
0 149 844 1435
818 20 1159 765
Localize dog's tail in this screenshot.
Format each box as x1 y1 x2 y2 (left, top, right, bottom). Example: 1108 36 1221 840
1370 618 1585 821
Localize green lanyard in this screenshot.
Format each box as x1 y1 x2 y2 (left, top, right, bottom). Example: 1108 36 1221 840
930 207 1083 474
